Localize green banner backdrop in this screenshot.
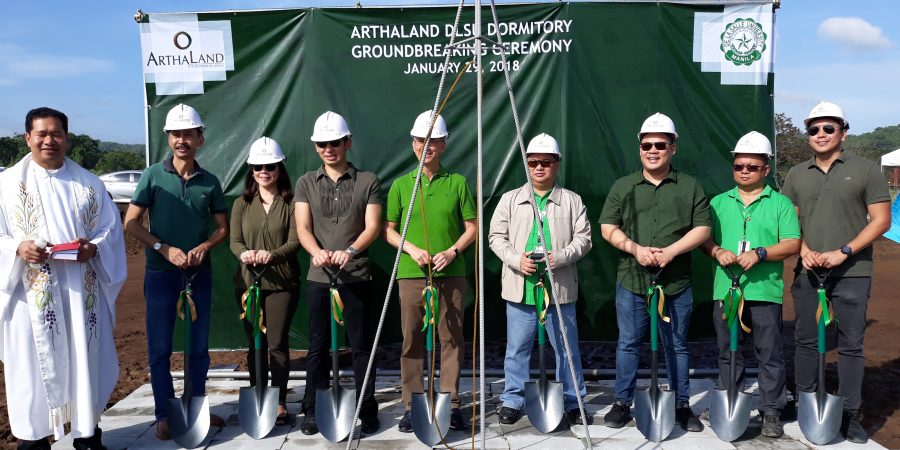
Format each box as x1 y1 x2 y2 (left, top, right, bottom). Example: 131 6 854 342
138 1 776 350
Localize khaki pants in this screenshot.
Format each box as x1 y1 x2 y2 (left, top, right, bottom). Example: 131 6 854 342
398 276 467 409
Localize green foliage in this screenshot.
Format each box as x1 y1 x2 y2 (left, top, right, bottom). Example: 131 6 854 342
0 134 28 167
774 113 807 185
99 141 145 155
845 124 900 156
67 134 103 169
95 150 146 174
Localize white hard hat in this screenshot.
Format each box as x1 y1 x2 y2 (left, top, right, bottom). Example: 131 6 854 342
731 131 772 158
526 133 562 160
410 110 449 139
310 111 351 142
804 101 849 130
163 103 205 132
247 136 286 165
638 112 678 141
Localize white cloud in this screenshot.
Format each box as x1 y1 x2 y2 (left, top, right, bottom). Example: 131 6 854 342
818 17 892 51
0 43 116 84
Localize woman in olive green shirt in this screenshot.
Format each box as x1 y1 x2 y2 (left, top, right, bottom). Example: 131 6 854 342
230 137 301 424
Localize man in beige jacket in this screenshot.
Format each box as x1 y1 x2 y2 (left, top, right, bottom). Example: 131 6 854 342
488 133 592 426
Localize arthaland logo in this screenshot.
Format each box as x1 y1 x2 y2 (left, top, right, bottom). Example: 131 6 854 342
140 16 234 95
720 18 767 66
145 30 226 68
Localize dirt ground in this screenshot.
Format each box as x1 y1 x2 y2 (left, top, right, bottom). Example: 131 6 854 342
1 237 899 449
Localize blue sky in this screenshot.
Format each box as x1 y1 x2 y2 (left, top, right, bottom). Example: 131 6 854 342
0 0 897 143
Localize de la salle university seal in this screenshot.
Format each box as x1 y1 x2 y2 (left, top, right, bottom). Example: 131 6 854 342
720 18 767 66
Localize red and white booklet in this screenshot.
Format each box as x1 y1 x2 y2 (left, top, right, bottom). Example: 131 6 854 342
48 242 81 260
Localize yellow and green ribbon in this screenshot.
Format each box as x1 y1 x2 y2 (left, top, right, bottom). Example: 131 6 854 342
330 286 345 326
815 287 835 327
645 284 670 323
721 287 751 333
535 277 551 325
177 287 198 322
421 284 439 332
239 284 267 335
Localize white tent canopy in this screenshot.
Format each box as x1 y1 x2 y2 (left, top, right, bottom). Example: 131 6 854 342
881 148 900 168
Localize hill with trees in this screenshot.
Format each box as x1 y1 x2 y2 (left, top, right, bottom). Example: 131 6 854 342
0 133 144 174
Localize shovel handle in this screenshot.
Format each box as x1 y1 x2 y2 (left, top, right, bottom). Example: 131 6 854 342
649 288 659 351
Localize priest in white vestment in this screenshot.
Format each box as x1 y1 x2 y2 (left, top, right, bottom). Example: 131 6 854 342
0 108 126 450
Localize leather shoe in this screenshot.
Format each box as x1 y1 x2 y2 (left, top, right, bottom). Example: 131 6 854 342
73 426 106 450
398 410 413 433
17 438 51 450
210 414 225 428
450 408 469 430
676 405 703 432
567 408 594 425
842 410 868 444
300 412 319 435
154 419 172 440
361 415 380 434
498 406 522 425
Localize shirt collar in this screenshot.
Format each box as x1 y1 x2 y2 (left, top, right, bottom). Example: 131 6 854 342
515 183 560 204
408 165 449 180
804 152 847 169
316 162 358 181
163 155 204 176
726 184 773 200
633 166 678 185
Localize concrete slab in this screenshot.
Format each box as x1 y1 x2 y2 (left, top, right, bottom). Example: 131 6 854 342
50 377 886 449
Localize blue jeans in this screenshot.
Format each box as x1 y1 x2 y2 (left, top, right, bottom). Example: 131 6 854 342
145 268 212 420
501 301 586 411
614 283 693 405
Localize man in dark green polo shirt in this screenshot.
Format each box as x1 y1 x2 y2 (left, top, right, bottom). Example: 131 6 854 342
781 101 891 444
700 131 800 438
599 112 711 431
293 111 383 436
383 110 476 433
124 104 229 440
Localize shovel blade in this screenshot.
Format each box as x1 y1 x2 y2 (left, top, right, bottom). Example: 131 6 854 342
167 395 210 449
238 386 280 439
524 380 565 432
316 386 357 443
411 392 452 447
798 391 843 445
708 387 752 442
634 386 675 442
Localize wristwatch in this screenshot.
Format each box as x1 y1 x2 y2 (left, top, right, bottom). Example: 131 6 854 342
152 241 164 252
754 246 767 262
345 246 358 257
840 245 853 256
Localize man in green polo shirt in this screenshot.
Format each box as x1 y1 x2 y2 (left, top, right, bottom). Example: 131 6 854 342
781 101 890 444
124 104 229 440
699 131 800 438
599 112 711 431
383 110 476 433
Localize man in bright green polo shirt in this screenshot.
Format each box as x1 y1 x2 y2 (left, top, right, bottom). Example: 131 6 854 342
383 110 476 433
700 131 800 438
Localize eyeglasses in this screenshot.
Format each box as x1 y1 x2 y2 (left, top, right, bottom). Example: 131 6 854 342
252 164 277 172
315 138 346 149
413 137 446 144
640 142 669 151
527 159 556 168
807 124 838 136
733 164 765 173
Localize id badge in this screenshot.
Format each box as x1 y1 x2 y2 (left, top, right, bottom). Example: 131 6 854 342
737 240 751 253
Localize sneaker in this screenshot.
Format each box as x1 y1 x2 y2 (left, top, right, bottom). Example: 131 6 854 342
361 415 381 434
842 410 868 444
498 406 523 425
154 419 172 440
567 408 594 425
761 414 784 438
603 401 631 428
676 405 703 432
450 408 469 430
300 412 318 435
398 410 413 433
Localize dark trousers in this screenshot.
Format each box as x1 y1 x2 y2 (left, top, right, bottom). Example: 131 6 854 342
713 299 786 414
792 273 870 411
234 288 299 404
303 280 378 419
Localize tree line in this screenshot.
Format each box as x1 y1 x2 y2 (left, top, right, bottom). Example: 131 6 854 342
0 133 145 174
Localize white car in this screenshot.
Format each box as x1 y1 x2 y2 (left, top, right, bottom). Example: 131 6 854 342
100 170 143 204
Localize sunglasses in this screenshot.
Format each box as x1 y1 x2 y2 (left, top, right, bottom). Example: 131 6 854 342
527 159 556 168
807 124 838 136
733 164 765 173
315 138 346 149
640 142 669 151
252 164 277 172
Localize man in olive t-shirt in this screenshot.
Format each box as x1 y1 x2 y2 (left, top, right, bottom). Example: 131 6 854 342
781 101 890 444
383 110 476 433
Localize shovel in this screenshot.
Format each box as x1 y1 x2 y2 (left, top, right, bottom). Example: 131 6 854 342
238 264 280 439
634 266 675 443
709 265 752 442
316 267 357 443
524 267 565 432
411 269 451 447
167 270 211 449
798 268 842 445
